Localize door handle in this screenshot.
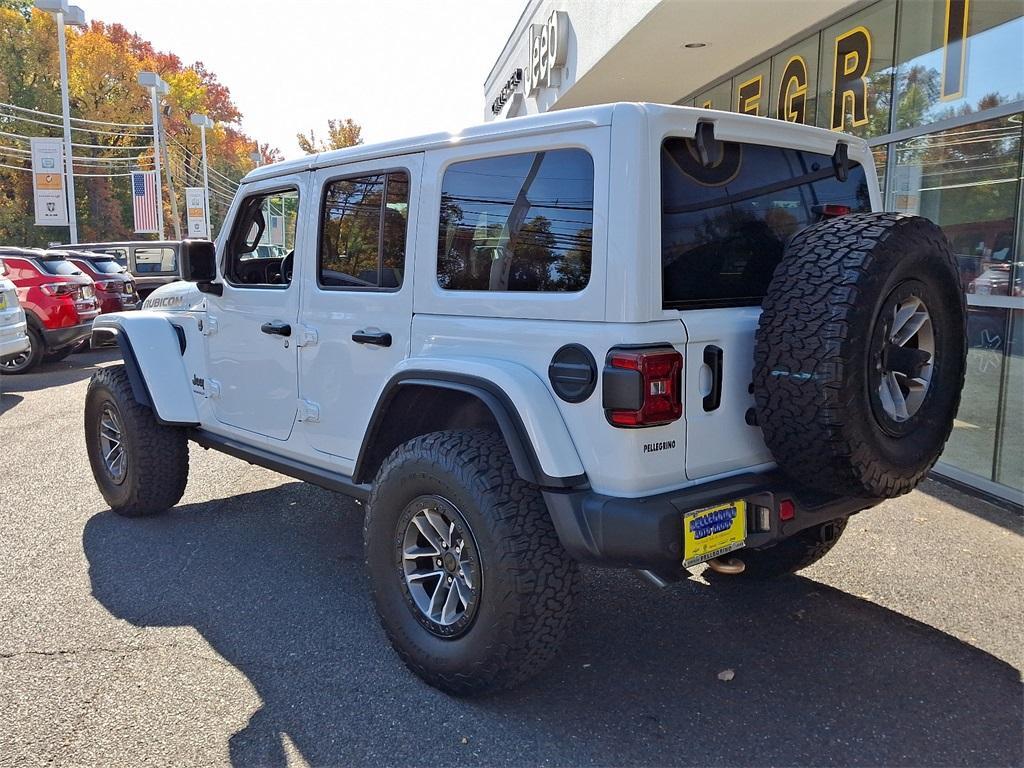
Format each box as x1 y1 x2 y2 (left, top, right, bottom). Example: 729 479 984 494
702 344 723 412
260 321 292 337
352 330 392 347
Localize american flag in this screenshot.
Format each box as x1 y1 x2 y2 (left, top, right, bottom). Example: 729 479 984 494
132 171 159 234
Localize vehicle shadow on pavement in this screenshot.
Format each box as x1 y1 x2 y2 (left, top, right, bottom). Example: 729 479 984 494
83 481 1023 768
1 348 121 397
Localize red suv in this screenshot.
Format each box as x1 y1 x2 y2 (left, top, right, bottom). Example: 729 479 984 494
64 251 140 313
0 248 100 374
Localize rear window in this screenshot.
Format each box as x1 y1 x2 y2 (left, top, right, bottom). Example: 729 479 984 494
89 259 125 274
437 148 594 293
661 138 870 309
36 257 82 276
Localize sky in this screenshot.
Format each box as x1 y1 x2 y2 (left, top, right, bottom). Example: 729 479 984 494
80 0 527 159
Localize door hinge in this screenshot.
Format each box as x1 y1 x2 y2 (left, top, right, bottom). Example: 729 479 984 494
298 399 320 423
201 315 218 336
296 324 319 347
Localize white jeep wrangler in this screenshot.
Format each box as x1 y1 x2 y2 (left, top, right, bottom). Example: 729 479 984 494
85 103 965 695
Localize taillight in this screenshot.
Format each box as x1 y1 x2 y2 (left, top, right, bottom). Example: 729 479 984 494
779 498 796 521
95 280 125 292
40 282 77 297
814 204 852 219
603 347 683 427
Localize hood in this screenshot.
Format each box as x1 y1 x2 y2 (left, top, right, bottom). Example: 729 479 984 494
142 280 206 312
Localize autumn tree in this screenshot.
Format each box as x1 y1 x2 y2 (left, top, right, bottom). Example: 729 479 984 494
297 118 363 154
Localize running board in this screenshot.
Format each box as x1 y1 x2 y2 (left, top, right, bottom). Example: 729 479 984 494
189 429 371 502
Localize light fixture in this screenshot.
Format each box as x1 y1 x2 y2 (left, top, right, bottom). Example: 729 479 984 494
683 42 708 49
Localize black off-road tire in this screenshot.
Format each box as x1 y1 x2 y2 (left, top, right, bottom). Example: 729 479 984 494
735 519 848 580
0 326 43 374
754 213 966 499
85 364 189 516
364 429 579 696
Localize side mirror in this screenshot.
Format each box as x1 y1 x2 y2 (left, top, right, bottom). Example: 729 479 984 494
179 239 221 295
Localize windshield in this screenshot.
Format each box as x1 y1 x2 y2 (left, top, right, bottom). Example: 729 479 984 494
661 138 871 309
37 258 82 276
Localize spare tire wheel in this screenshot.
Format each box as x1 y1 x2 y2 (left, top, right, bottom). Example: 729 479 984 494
753 212 966 499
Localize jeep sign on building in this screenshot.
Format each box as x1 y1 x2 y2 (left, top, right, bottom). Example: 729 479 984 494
485 0 1024 503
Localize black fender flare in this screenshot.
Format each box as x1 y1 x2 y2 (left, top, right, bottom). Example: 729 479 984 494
353 371 588 489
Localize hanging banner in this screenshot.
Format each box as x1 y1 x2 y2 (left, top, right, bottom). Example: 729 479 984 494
131 171 160 234
185 187 208 238
30 138 69 227
268 214 284 246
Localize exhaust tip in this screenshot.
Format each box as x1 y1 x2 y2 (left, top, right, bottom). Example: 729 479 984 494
706 557 746 575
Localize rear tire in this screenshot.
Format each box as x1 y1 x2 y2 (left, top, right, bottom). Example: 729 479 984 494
85 364 188 516
734 519 848 580
0 326 43 374
364 429 579 695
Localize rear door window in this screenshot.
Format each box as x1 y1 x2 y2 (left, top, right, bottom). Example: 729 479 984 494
436 149 594 292
661 138 871 309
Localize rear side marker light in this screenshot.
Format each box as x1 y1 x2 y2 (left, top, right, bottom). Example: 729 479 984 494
814 204 852 219
603 347 683 427
779 499 796 521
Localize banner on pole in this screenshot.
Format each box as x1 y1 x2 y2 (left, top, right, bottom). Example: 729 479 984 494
185 187 208 238
132 171 160 234
30 138 69 227
268 214 284 246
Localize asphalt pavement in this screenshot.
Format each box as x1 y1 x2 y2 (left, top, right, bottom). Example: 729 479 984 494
1 348 1022 767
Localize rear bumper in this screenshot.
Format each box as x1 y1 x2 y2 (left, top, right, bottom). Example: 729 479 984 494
543 471 879 570
42 321 94 350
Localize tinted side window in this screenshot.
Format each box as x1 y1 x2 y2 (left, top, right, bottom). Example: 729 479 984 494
437 149 594 292
100 248 129 267
37 258 81 276
661 138 871 309
133 247 177 274
319 171 409 289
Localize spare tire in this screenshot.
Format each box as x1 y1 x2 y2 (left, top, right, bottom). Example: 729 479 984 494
753 212 966 499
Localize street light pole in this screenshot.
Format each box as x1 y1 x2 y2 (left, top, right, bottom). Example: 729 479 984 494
35 1 86 244
190 113 213 239
137 72 168 239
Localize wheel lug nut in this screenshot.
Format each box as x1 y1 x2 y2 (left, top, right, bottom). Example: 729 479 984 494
447 576 453 584
436 559 442 567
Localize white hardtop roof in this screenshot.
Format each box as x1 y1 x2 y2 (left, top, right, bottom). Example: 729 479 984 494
242 102 868 185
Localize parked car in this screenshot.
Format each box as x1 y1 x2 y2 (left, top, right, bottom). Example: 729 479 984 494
63 251 141 313
53 241 182 299
0 258 30 364
0 247 100 374
85 103 966 695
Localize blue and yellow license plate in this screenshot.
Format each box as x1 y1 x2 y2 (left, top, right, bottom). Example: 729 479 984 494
682 500 746 567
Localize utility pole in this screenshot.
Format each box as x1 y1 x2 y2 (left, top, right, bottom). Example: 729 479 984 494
35 1 87 243
138 71 169 238
160 109 182 240
190 113 213 239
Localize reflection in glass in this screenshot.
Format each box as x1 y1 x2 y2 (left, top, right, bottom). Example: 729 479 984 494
436 149 594 293
894 0 1024 130
995 310 1023 490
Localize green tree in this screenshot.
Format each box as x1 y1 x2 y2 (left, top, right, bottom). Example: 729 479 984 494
297 118 363 154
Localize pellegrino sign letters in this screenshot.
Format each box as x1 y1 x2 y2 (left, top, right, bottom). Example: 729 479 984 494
525 10 568 96
30 137 69 227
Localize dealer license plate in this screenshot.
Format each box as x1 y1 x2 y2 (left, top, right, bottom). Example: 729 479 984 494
682 500 746 567
0 294 6 311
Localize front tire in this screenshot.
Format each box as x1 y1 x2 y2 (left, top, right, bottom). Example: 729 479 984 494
364 429 579 695
85 365 189 516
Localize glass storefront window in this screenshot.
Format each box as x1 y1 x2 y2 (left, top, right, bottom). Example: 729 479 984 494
694 80 732 112
995 310 1023 490
816 0 897 138
732 60 772 117
888 114 1023 483
770 35 820 124
894 0 1024 131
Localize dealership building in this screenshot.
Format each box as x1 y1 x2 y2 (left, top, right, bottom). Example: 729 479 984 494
485 0 1024 502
